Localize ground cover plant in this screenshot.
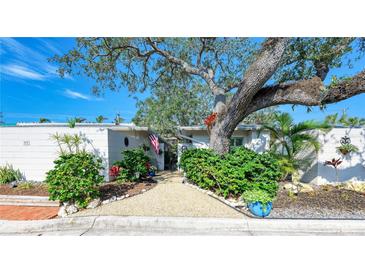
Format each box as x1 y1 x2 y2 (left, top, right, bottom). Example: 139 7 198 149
0 164 23 184
180 147 282 198
46 152 104 208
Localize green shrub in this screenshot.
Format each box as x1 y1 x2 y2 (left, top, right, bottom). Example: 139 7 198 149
114 148 150 182
46 152 104 208
242 189 274 205
0 164 23 184
180 147 282 198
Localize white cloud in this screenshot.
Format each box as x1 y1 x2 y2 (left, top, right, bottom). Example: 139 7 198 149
1 64 46 80
64 89 92 100
0 38 70 81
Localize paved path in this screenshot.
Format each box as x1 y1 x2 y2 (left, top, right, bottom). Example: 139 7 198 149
0 205 58 220
74 172 244 219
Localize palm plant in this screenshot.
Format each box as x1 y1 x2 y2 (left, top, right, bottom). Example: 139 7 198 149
74 117 86 123
39 117 51 123
114 113 124 125
263 113 331 179
96 115 107 123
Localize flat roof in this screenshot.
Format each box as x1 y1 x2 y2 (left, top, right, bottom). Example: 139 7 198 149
178 124 262 131
9 122 149 131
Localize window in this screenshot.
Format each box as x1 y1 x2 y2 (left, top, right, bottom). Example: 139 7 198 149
230 137 244 147
124 137 129 147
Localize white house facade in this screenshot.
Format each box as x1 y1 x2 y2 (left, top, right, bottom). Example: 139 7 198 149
177 125 270 163
177 125 365 184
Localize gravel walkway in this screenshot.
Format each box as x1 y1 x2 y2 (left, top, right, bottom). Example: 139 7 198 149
74 172 245 219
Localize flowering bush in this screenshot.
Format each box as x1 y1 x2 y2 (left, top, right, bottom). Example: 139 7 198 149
109 165 121 177
113 148 150 182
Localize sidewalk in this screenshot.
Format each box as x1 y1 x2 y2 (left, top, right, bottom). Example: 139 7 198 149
1 215 365 235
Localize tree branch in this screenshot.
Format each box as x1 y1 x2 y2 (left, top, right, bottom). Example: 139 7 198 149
146 38 225 95
245 70 365 115
221 38 289 133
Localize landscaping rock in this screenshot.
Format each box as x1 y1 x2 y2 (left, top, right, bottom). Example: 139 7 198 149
58 206 67 217
9 181 18 188
102 199 110 205
283 183 295 190
87 198 101 209
343 182 365 193
298 183 314 193
65 204 79 215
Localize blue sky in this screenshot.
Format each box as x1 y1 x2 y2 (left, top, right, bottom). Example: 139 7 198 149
0 38 364 124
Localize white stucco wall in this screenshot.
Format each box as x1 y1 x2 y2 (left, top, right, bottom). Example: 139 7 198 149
0 125 165 182
301 128 365 184
0 126 109 181
108 129 164 170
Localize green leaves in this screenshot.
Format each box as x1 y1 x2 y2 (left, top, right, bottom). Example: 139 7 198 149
242 189 274 205
180 147 282 199
133 84 213 137
262 112 330 174
0 164 23 184
46 152 104 208
114 148 150 182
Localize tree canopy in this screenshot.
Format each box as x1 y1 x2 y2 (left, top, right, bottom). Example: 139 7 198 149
52 37 365 153
133 84 213 136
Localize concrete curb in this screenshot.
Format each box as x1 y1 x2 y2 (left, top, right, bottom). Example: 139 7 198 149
1 216 365 235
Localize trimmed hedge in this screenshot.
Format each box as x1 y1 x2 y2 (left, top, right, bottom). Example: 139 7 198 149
180 147 282 198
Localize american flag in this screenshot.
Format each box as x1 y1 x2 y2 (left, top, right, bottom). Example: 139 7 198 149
148 134 160 154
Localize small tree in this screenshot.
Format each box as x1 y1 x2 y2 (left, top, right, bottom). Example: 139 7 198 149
263 112 331 179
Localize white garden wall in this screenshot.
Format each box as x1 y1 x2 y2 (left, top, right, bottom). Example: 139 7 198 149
301 128 365 184
0 125 109 181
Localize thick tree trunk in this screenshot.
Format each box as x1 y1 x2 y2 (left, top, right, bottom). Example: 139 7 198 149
209 93 232 154
209 123 231 154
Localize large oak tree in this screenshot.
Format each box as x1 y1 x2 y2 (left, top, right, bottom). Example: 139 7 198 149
52 38 365 154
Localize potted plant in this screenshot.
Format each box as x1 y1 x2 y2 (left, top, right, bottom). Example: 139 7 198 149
148 164 157 177
242 189 274 217
336 143 359 155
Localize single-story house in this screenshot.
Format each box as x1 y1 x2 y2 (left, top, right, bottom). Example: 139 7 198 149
177 125 365 184
1 122 364 184
0 123 166 181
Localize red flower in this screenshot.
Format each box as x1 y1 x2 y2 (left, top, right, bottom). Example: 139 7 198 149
109 165 121 177
145 162 151 170
204 112 217 129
